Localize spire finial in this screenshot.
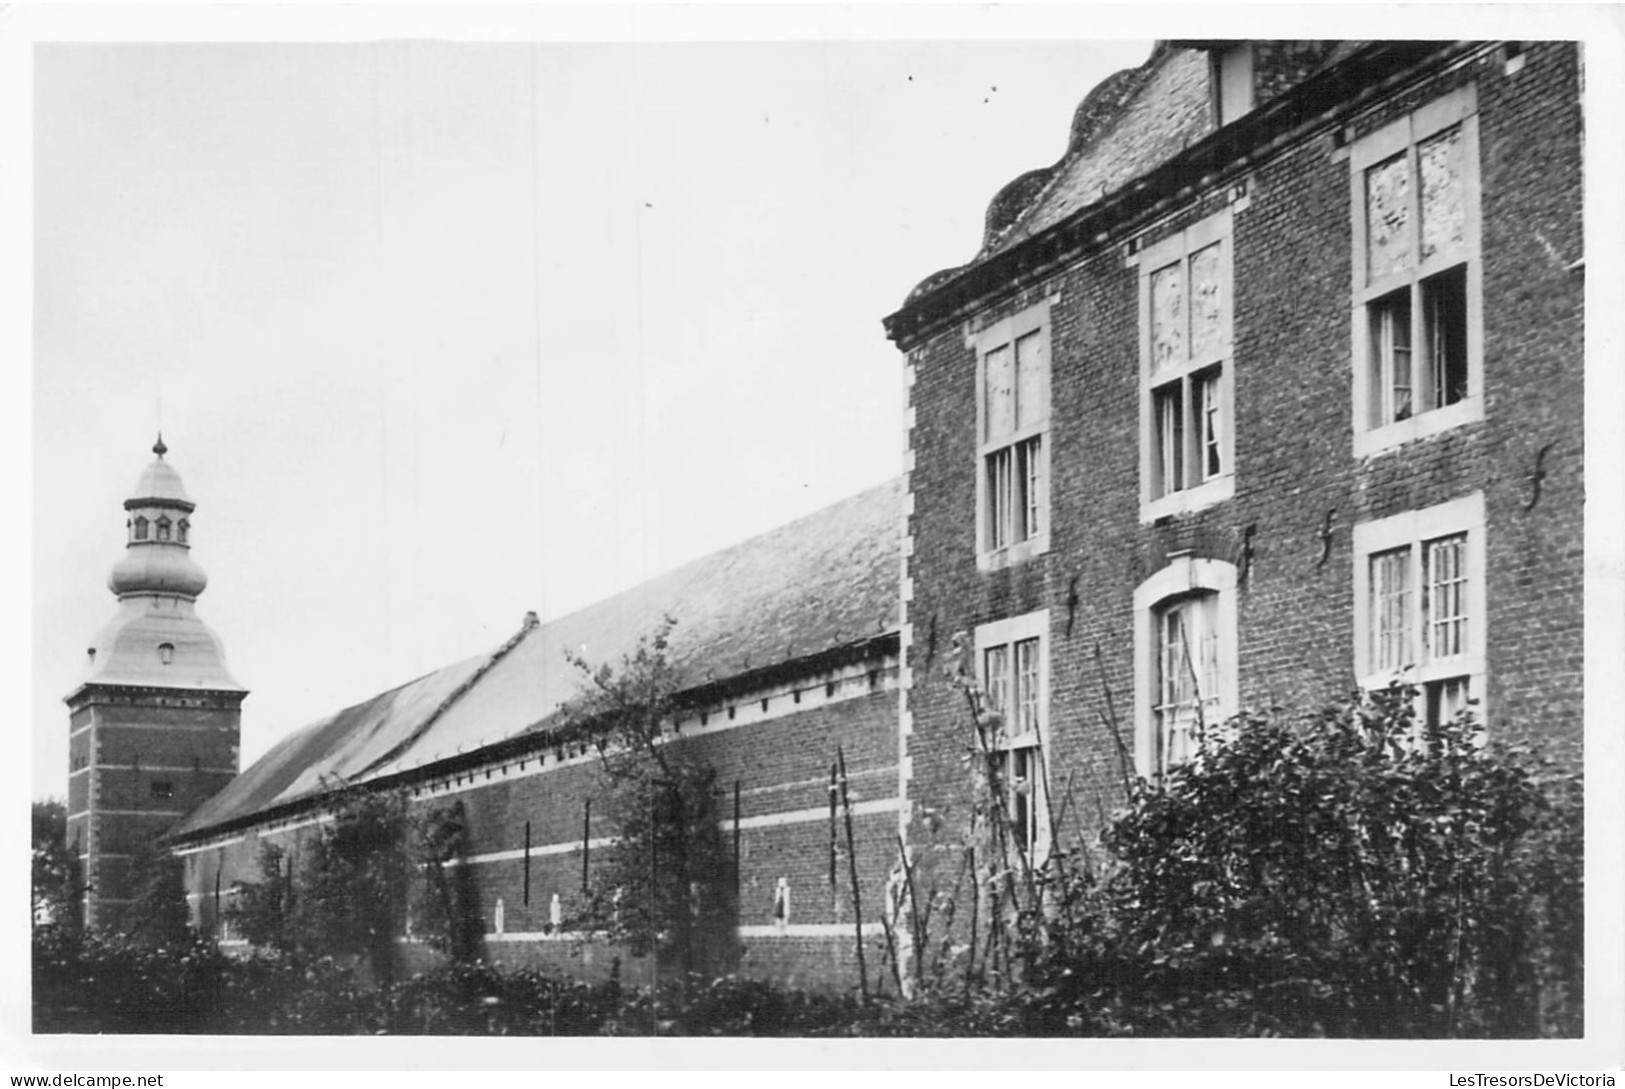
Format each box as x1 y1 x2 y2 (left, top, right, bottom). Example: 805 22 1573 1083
153 432 167 458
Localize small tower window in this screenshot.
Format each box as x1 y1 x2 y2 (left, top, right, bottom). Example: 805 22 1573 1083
177 519 190 544
156 516 172 542
158 642 175 665
134 516 149 541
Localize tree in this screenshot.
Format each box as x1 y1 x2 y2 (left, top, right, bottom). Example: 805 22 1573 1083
117 839 193 948
228 843 294 953
559 617 739 979
412 800 483 963
291 785 412 985
31 799 83 935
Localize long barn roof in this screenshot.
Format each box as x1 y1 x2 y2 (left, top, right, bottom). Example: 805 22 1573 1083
174 478 901 838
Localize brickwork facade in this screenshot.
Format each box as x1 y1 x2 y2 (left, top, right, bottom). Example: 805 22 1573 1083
889 41 1584 872
67 687 244 929
177 657 902 990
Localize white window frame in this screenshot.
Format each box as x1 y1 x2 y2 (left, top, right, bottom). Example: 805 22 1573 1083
973 610 1051 859
1351 492 1487 724
1350 84 1483 458
971 300 1052 571
1138 208 1236 523
1133 557 1239 778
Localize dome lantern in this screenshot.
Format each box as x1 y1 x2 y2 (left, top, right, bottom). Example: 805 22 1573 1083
108 436 208 600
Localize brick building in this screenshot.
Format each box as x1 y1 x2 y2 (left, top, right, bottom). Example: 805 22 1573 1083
155 473 903 987
68 39 1583 990
884 40 1583 865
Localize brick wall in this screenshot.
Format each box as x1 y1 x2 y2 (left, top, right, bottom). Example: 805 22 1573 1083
69 688 243 928
178 663 902 989
899 42 1584 865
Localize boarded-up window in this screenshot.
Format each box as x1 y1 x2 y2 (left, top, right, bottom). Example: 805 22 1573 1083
1365 153 1412 282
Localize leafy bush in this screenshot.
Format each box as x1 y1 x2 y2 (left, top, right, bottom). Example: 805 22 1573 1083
1050 687 1584 1037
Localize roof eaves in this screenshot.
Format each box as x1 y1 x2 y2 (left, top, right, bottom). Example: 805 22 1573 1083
166 628 903 846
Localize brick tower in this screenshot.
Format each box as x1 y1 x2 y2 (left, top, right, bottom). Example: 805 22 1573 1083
65 436 246 931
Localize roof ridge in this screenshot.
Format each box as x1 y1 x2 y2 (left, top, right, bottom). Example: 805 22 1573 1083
347 612 543 780
533 477 901 633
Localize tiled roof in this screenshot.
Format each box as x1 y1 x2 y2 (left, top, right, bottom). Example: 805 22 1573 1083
172 478 901 838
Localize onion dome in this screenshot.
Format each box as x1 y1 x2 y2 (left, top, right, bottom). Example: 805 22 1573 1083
78 436 243 693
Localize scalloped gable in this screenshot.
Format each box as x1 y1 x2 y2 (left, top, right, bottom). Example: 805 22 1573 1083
903 42 1361 310
905 43 1209 304
981 46 1213 258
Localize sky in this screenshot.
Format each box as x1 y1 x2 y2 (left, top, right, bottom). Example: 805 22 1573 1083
26 21 1159 799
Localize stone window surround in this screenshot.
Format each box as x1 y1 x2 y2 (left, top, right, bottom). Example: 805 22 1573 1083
1136 206 1237 524
1132 556 1239 778
1349 83 1484 458
973 608 1051 859
1351 492 1487 717
969 298 1054 572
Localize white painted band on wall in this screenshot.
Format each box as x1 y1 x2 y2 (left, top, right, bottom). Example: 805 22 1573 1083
737 923 888 939
453 836 616 868
68 808 187 820
481 923 887 944
74 763 237 777
172 836 245 856
451 796 902 869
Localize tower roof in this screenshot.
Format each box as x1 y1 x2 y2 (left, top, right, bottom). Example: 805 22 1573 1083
69 437 244 699
123 433 195 511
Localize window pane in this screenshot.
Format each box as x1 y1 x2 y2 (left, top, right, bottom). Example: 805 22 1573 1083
987 448 1012 550
1155 383 1184 495
1371 547 1412 673
1422 265 1468 410
1150 261 1186 372
1369 290 1413 426
1156 594 1220 773
1014 331 1045 430
1013 748 1035 854
985 344 1014 439
1189 243 1224 359
1015 638 1040 737
1425 533 1468 660
1196 368 1223 480
1365 152 1412 282
1194 594 1219 698
998 748 1038 855
1016 437 1042 541
1426 676 1471 728
1419 125 1466 264
984 645 1010 722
